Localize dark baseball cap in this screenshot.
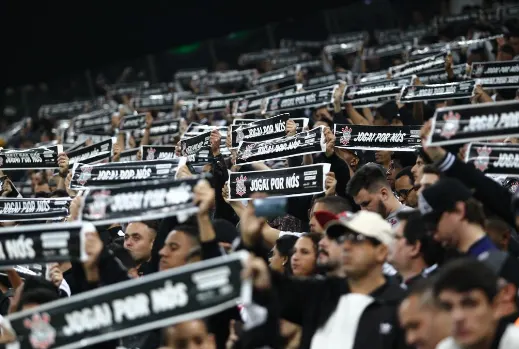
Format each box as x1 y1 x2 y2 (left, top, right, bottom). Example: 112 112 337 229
418 177 472 230
478 250 519 292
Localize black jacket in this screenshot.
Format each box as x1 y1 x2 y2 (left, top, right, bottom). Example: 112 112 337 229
267 272 409 349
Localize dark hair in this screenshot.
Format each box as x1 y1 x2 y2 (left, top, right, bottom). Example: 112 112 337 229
18 288 59 311
449 197 486 227
395 166 414 185
141 220 160 233
313 195 353 214
275 235 299 257
433 258 498 302
347 163 390 196
299 233 321 255
499 44 515 56
50 189 69 198
422 164 441 177
34 191 50 198
171 224 201 247
397 210 445 267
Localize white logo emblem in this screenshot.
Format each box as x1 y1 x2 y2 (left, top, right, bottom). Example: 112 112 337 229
24 313 56 349
473 64 485 78
239 100 249 113
235 175 247 197
440 111 460 139
236 128 245 144
340 126 352 145
78 165 93 185
270 98 280 111
474 146 491 172
146 147 156 160
379 322 393 335
241 144 255 160
88 190 111 219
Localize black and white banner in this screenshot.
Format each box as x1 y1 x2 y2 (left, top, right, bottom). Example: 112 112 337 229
73 110 113 133
230 113 290 148
196 90 258 113
362 42 411 60
228 164 330 201
0 221 93 267
232 84 301 116
1 252 249 349
390 53 447 78
141 146 178 161
70 160 180 189
0 198 71 222
252 66 296 87
204 69 256 88
0 146 62 171
179 131 211 157
400 80 476 103
236 127 326 165
38 100 94 119
416 64 468 84
306 73 349 87
334 124 422 151
342 77 412 103
133 119 180 140
426 100 519 146
133 93 174 110
120 113 147 131
72 134 112 145
262 87 334 114
465 142 519 176
67 139 113 167
81 177 200 225
119 148 139 162
470 60 519 89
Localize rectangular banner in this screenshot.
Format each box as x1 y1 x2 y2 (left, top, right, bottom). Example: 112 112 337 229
228 164 331 201
230 113 290 148
426 100 519 146
390 53 447 78
262 87 334 114
342 77 412 103
67 139 113 168
252 66 296 87
306 73 349 87
232 84 301 116
0 198 71 222
204 69 256 88
73 110 113 133
0 221 93 267
141 146 178 161
362 42 411 60
38 100 94 119
133 119 180 140
416 64 468 84
179 131 211 157
81 177 201 225
70 160 180 189
119 148 139 162
119 113 147 131
399 80 476 103
470 60 519 89
465 142 519 176
236 126 326 165
1 252 249 349
0 146 63 171
334 124 422 152
133 92 174 110
196 90 258 113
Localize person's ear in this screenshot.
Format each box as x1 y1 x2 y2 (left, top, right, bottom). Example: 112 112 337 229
375 244 388 263
380 187 390 201
409 240 421 259
282 256 288 266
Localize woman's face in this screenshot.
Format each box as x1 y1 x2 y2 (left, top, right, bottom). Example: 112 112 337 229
269 246 286 273
290 237 317 277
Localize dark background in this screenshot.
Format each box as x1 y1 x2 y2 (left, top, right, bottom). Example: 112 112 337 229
0 0 445 119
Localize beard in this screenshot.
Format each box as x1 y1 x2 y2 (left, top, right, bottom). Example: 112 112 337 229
376 200 388 218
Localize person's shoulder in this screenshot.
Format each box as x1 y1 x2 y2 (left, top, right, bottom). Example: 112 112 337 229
435 337 459 349
501 324 519 347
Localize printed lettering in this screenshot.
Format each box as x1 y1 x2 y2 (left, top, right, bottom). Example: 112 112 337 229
250 179 269 191
62 303 113 337
492 153 519 168
286 174 300 188
112 293 150 323
150 281 189 313
4 235 35 260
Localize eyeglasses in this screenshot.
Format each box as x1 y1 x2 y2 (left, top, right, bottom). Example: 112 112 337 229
337 231 381 245
396 186 416 199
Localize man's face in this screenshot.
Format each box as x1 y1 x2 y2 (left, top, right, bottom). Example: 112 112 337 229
159 230 198 271
309 202 328 234
418 173 439 195
165 320 216 349
437 289 497 348
375 150 392 167
341 235 385 278
317 234 342 273
411 156 425 183
399 295 451 349
124 222 155 264
395 175 418 208
433 208 463 248
388 220 414 272
386 161 402 190
354 188 387 218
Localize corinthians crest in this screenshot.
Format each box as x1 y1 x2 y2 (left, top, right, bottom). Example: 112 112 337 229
88 190 111 219
240 144 255 160
270 98 280 111
147 147 156 160
440 111 460 139
239 100 249 113
235 175 247 197
473 64 485 78
24 312 56 349
474 146 492 172
340 126 353 145
78 165 93 185
235 128 245 144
